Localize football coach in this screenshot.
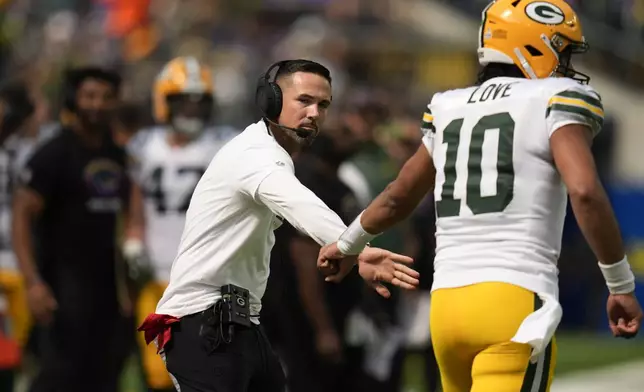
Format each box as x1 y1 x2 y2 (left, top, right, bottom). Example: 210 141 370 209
138 59 420 392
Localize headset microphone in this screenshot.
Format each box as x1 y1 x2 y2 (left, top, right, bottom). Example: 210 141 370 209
264 117 318 139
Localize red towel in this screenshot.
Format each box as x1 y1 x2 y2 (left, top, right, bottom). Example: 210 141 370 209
0 330 21 370
137 313 180 353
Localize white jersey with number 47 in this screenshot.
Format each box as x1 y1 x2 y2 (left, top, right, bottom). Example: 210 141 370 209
422 76 603 298
128 126 237 282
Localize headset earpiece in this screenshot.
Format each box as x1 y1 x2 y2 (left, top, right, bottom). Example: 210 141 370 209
255 61 287 121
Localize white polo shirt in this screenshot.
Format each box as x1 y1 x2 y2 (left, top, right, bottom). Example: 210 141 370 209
155 120 347 322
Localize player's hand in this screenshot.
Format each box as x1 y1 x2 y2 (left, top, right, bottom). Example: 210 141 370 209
607 293 643 339
318 243 420 297
27 281 58 325
123 238 154 285
356 247 419 298
317 242 358 283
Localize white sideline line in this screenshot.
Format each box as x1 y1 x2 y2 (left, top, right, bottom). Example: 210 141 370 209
551 360 644 392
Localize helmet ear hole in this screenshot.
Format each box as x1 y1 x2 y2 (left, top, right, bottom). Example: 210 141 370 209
525 45 543 56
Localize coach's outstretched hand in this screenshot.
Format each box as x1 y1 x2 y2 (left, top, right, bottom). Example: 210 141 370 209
318 242 419 298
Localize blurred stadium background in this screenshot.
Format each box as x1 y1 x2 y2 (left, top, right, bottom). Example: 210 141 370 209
0 0 643 391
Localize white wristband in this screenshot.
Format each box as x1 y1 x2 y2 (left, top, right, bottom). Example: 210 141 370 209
598 256 636 294
336 212 379 255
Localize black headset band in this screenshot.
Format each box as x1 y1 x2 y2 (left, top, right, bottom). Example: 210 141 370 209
256 60 291 121
262 60 289 84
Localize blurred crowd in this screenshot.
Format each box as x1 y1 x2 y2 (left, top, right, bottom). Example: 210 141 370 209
0 0 456 128
0 0 629 391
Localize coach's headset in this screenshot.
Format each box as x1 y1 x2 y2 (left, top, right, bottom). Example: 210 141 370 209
63 66 122 113
0 81 35 145
255 60 318 139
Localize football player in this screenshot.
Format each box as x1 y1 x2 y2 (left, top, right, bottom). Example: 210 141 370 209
319 1 643 391
124 56 237 392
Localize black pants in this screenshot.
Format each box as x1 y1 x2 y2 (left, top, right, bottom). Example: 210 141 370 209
29 310 133 392
0 369 13 392
164 310 286 392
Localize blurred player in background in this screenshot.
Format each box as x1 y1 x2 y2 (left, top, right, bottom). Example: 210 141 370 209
13 66 133 392
124 56 237 392
320 1 643 391
0 80 35 392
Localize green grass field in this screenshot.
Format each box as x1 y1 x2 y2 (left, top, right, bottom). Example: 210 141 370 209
401 332 644 392
118 332 644 392
551 332 644 373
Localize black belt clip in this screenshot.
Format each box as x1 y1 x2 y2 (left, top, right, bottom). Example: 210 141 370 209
220 284 251 328
199 284 252 353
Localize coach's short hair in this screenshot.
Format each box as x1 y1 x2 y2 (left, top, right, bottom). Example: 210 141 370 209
274 59 332 85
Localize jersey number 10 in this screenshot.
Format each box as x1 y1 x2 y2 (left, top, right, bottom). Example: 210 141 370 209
436 112 515 218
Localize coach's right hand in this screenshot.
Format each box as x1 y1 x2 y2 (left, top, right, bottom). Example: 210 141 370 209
27 280 58 325
318 243 419 298
317 242 358 282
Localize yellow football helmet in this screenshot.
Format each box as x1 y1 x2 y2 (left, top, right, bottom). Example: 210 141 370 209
153 56 214 127
478 0 590 83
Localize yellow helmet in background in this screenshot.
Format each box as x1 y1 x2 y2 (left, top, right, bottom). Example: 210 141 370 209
477 0 590 83
153 56 214 130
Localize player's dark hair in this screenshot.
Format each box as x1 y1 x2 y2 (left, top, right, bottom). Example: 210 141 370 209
477 63 525 84
63 66 122 111
274 59 332 85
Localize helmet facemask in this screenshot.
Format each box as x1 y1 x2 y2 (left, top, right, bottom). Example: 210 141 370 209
167 93 214 137
549 33 590 84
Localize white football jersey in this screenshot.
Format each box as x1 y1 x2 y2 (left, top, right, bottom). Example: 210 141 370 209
127 126 237 281
0 124 59 271
423 77 603 298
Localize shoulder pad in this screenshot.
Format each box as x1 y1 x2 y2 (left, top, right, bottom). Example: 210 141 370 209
545 80 604 136
547 82 603 129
